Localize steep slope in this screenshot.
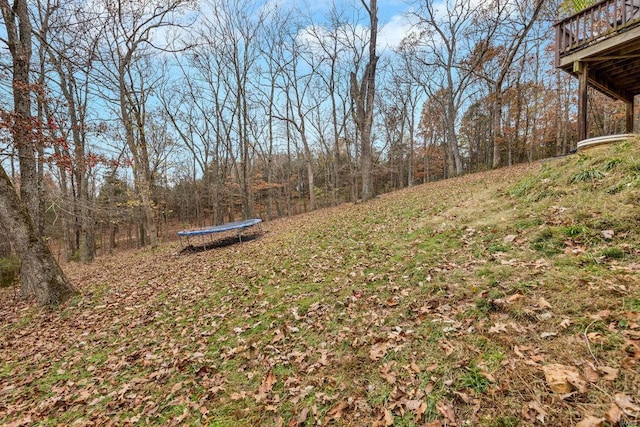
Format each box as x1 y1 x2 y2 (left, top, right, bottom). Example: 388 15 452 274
1 140 639 426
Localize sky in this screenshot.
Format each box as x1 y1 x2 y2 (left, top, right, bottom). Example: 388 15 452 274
261 0 418 50
338 0 417 50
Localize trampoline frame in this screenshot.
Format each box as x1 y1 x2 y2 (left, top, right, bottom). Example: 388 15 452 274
177 218 263 249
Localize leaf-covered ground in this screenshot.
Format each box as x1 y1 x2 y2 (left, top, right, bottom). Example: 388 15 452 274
1 141 639 426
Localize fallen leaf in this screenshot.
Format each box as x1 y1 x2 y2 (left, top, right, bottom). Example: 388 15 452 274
602 229 614 239
582 364 599 382
513 345 525 359
406 399 427 420
542 364 587 393
625 339 640 359
369 342 392 361
454 391 472 404
327 401 348 419
587 332 606 344
230 391 247 401
489 323 508 334
599 366 618 381
436 400 456 425
405 399 422 411
256 371 276 402
559 318 572 329
272 329 285 343
294 407 309 425
607 403 622 424
171 382 183 394
503 234 516 243
384 408 394 426
385 298 399 307
567 371 588 393
589 310 611 321
623 311 640 322
73 389 91 403
576 415 604 427
537 297 552 309
522 400 548 424
318 350 329 366
506 293 524 303
379 362 397 384
439 340 454 356
88 396 104 406
614 393 640 415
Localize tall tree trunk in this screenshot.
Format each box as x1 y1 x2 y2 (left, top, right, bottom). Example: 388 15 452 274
118 77 158 248
491 0 544 168
0 0 76 305
351 0 378 202
1 0 42 231
407 88 416 187
446 97 464 176
0 167 77 304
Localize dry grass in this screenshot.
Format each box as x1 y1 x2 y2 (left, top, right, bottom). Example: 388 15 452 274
1 141 639 426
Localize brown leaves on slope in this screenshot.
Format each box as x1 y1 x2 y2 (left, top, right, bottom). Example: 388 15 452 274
1 151 639 425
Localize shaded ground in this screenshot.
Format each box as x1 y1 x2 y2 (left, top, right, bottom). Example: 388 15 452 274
179 232 264 254
1 142 639 426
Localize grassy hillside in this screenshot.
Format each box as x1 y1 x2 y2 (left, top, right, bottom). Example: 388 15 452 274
1 141 639 426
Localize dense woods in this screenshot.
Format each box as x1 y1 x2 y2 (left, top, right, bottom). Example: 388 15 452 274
0 0 630 271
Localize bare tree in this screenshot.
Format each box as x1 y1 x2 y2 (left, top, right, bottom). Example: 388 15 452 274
0 0 77 304
34 0 105 262
0 0 42 229
383 58 424 188
298 6 358 205
272 23 323 211
350 0 378 201
408 0 502 176
94 0 190 248
487 0 545 168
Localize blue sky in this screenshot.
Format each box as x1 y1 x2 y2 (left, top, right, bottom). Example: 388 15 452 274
378 0 411 21
341 0 415 49
259 0 416 50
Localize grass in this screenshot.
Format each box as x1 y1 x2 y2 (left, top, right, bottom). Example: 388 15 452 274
1 141 640 425
0 255 19 288
460 364 492 395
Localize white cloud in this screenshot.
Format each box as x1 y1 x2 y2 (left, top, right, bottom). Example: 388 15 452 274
296 22 369 59
378 12 418 51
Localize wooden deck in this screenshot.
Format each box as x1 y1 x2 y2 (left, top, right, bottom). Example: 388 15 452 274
556 0 640 60
555 0 640 139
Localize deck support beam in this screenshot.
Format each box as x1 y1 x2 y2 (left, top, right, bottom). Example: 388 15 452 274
576 61 589 141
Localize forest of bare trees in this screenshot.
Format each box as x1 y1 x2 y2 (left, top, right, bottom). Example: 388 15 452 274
0 0 631 299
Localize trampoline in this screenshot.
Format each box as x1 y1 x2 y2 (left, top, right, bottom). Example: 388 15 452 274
177 218 263 248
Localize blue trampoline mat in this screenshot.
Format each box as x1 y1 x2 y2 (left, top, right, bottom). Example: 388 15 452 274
177 218 262 237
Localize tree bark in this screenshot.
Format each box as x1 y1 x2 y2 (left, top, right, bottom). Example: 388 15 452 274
351 0 378 202
0 167 77 305
0 0 76 305
0 0 43 232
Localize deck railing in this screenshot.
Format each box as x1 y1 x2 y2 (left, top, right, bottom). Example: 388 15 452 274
555 0 640 63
